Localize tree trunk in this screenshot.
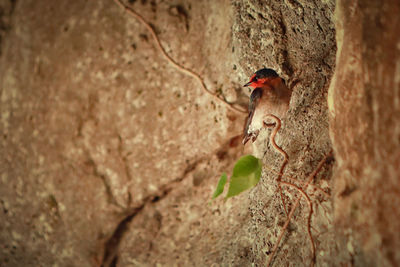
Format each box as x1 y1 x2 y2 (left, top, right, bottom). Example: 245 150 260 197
1 0 399 266
330 0 400 265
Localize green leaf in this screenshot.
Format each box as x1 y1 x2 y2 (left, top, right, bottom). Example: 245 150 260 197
226 155 262 199
212 173 228 199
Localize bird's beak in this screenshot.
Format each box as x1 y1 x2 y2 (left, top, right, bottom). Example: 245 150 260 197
243 81 252 87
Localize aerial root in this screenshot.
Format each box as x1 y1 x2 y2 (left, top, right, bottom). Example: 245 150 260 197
113 0 246 114
266 151 332 267
264 114 289 217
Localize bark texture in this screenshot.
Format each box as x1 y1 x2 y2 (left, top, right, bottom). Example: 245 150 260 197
3 0 398 266
329 0 400 265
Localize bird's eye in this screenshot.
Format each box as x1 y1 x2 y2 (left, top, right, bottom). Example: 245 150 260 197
252 77 258 82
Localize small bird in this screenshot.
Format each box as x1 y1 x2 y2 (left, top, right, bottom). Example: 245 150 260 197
242 68 292 145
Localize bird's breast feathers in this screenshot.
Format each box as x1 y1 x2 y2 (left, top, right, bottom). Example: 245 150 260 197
247 89 290 133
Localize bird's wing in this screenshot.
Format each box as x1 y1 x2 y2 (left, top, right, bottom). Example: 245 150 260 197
243 87 263 145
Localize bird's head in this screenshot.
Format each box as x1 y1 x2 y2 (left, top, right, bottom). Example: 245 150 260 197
243 68 280 88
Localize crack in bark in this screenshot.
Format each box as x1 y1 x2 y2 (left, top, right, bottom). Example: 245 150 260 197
277 12 294 76
98 132 243 266
84 130 226 266
100 205 144 267
99 156 205 267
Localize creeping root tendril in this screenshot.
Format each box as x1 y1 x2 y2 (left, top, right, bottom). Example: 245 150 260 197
113 0 246 114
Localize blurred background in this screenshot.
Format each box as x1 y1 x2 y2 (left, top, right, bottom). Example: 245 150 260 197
1 0 399 266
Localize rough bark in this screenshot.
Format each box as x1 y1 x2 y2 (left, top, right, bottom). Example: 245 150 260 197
6 0 400 266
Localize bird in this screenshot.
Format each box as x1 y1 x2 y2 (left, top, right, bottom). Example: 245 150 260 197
242 68 292 145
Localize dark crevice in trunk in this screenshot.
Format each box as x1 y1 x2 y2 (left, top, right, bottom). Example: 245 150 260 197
100 205 144 267
99 156 205 267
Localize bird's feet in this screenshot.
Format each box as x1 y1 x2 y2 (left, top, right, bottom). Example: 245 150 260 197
251 130 260 143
